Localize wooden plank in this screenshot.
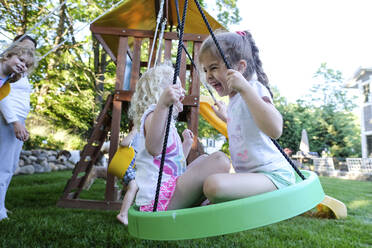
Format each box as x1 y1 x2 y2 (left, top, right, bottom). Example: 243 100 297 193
179 41 187 88
148 38 157 68
188 42 202 162
90 26 208 42
80 145 99 159
93 95 113 126
164 39 172 60
114 90 134 102
115 37 128 91
93 33 116 62
130 38 142 90
106 98 122 201
182 95 199 107
66 176 84 191
72 162 89 174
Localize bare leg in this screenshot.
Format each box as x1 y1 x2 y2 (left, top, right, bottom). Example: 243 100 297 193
203 172 277 203
117 180 138 225
167 151 231 210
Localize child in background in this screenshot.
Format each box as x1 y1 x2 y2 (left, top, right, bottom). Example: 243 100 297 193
197 30 296 204
116 127 139 225
81 126 140 226
130 63 230 212
0 38 36 221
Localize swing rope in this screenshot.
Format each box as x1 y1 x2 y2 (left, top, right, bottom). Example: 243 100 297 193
148 0 166 70
174 0 217 103
153 0 189 212
193 0 305 180
154 18 167 67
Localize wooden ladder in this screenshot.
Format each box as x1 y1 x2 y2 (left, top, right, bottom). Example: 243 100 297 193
57 94 122 210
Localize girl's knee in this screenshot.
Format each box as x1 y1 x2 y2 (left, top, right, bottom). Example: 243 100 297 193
203 174 225 203
210 151 230 173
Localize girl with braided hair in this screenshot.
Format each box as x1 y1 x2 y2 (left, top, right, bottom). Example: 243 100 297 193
197 30 296 203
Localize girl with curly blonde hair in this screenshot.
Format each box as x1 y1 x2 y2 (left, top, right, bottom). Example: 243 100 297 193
130 63 230 212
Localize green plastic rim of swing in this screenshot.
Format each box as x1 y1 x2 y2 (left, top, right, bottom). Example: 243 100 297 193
128 170 325 241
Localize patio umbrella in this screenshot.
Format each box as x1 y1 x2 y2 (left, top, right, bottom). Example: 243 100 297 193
299 129 310 153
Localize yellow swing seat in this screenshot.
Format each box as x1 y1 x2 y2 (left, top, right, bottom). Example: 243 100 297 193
108 146 136 179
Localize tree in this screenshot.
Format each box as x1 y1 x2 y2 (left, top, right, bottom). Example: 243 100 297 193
0 0 241 150
276 64 361 158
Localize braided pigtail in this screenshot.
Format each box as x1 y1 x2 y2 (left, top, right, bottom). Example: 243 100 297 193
244 31 273 98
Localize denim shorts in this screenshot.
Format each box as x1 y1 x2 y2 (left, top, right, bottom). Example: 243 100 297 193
122 166 136 185
260 167 296 189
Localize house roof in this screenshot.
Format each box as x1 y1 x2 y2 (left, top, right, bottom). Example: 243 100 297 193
91 0 225 57
344 67 372 89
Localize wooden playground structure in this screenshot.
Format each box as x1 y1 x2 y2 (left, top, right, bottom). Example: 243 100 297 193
57 0 224 210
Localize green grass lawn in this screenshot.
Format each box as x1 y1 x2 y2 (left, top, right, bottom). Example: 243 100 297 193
1 171 371 248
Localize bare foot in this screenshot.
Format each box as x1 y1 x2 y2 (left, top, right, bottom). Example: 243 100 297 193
116 213 128 226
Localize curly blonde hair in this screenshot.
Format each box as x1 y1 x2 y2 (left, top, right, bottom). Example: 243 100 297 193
1 44 36 73
129 63 175 129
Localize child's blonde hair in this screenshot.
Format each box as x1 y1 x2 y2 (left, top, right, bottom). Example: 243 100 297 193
0 44 37 78
129 63 175 129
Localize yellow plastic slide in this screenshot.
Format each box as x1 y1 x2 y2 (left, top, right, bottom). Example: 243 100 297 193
199 96 227 138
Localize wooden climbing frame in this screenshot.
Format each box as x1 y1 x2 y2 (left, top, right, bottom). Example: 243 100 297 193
57 26 208 210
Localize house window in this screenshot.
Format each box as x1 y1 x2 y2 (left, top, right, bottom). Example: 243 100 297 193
367 135 372 157
363 105 372 132
208 139 215 147
363 83 370 103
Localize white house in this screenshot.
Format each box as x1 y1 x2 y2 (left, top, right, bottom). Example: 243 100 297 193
344 67 372 158
200 136 226 154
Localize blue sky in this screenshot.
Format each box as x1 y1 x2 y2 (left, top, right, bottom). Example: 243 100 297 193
207 0 372 102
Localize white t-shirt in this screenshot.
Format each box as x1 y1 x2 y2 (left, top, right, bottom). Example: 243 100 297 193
135 104 187 206
227 80 291 173
0 77 32 123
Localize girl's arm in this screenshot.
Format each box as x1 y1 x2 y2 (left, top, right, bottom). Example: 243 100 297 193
227 69 283 139
145 84 184 156
182 129 194 158
211 101 227 123
120 127 137 147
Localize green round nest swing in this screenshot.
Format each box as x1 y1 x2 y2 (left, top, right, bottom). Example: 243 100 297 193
128 170 325 240
126 0 325 241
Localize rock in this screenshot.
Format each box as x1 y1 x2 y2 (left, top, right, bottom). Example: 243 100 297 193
40 160 48 167
18 159 25 167
33 164 44 173
48 155 57 162
65 161 75 169
43 163 52 173
18 165 35 175
28 155 37 162
25 158 32 164
14 166 21 175
32 150 42 157
21 150 32 156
